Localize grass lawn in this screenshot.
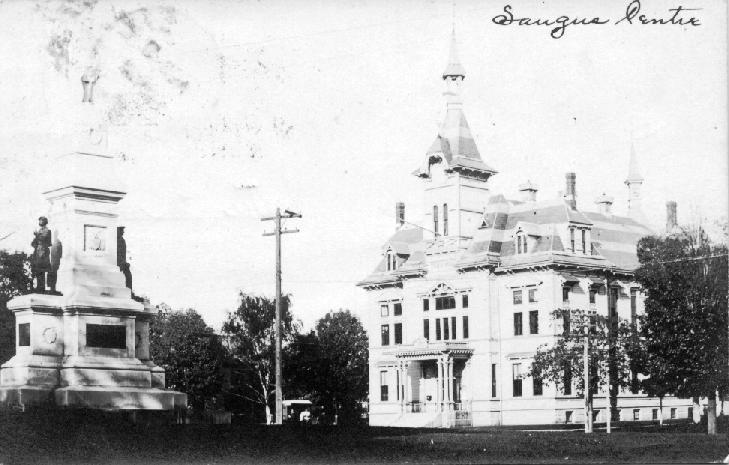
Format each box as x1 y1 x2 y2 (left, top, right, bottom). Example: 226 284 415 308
0 411 727 464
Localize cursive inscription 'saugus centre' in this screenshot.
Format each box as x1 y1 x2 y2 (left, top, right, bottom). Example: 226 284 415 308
492 1 701 39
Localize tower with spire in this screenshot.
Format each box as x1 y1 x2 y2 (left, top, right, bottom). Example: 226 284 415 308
625 142 647 224
414 31 496 242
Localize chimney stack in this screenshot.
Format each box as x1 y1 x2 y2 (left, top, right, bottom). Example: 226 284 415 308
518 180 538 203
564 172 577 210
594 193 614 216
666 201 678 233
396 202 405 227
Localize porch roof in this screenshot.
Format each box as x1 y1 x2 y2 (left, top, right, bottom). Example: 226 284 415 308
393 342 473 359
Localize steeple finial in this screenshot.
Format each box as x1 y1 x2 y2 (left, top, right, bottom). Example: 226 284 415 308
625 141 644 184
442 28 465 80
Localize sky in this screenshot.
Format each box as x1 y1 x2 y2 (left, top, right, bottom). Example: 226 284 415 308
0 0 726 331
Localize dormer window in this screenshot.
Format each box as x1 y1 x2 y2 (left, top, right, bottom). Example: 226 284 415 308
386 248 397 271
516 229 528 254
581 229 586 254
570 227 575 253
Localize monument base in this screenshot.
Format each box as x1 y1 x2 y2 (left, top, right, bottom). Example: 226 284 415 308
0 293 187 413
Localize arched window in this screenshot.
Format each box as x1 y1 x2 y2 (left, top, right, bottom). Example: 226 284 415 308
433 205 439 236
443 203 448 236
386 249 397 271
515 229 528 254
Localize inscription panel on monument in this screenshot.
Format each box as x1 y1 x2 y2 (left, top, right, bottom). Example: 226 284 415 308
83 225 106 252
86 324 126 349
18 323 30 347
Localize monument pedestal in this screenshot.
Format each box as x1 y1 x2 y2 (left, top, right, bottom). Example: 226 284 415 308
0 152 186 412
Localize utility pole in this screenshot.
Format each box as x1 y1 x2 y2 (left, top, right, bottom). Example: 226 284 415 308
262 207 301 425
584 311 593 434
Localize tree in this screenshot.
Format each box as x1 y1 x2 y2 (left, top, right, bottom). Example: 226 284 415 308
0 250 31 363
634 229 728 434
222 293 298 424
531 308 635 433
313 310 369 424
149 308 227 412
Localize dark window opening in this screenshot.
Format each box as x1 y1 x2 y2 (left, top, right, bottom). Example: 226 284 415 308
443 318 450 340
491 364 497 397
513 312 523 336
589 288 596 304
533 373 543 396
380 371 388 401
435 319 441 340
513 290 523 305
563 364 572 395
563 312 571 336
423 319 430 340
512 364 523 397
462 294 468 308
529 310 539 334
394 323 402 345
562 286 570 302
630 288 637 325
581 229 586 253
435 296 456 310
433 205 439 236
443 203 448 236
381 325 390 346
451 316 457 340
423 298 430 311
393 302 402 316
463 316 469 339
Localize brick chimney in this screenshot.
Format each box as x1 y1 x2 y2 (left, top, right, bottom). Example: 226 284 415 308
666 201 678 233
396 202 405 227
595 193 614 215
564 172 577 210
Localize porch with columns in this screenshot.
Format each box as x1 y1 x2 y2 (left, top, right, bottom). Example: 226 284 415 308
392 343 473 427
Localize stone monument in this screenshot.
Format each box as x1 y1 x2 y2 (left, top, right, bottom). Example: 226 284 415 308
0 69 186 413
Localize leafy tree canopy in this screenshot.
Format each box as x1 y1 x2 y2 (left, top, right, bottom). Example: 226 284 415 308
150 308 227 411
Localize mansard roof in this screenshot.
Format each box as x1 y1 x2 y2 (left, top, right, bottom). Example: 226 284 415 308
358 196 653 288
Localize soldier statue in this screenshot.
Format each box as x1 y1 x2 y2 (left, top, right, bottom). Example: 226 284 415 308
31 217 52 293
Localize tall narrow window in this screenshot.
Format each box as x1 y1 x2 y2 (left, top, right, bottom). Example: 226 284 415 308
570 228 575 252
532 364 543 396
528 288 537 303
423 319 430 340
630 288 637 325
491 364 497 397
609 287 618 327
443 318 450 340
393 302 402 316
423 298 430 311
513 312 523 336
443 203 448 236
529 310 539 334
513 290 523 305
386 249 397 271
451 316 457 340
589 288 597 304
433 205 439 236
380 371 388 401
381 325 390 346
512 363 523 397
563 363 572 395
435 319 442 340
581 229 586 253
462 316 469 339
394 323 402 345
562 286 570 302
517 236 522 254
563 312 571 336
523 235 528 253
380 304 389 317
462 294 469 308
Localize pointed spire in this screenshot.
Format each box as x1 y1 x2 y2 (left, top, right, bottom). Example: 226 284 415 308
625 141 644 184
442 29 466 80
